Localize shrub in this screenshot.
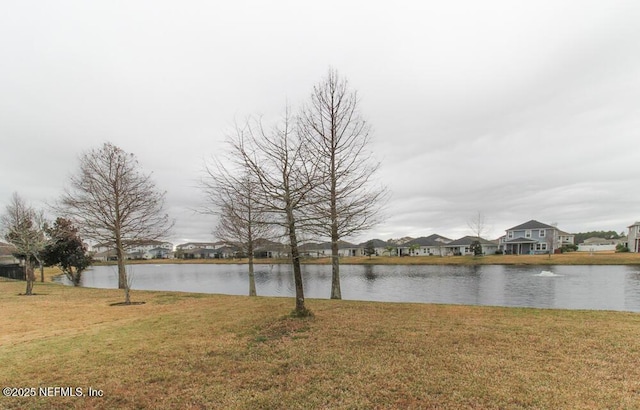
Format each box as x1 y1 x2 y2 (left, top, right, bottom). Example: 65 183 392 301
616 243 630 253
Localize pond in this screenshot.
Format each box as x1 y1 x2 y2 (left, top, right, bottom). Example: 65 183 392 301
57 263 640 312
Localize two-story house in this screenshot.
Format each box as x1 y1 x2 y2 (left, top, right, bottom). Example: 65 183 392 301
501 220 574 255
629 222 640 253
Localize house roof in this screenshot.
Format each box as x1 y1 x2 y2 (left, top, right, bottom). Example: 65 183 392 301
503 237 538 244
300 241 358 251
176 242 219 249
0 242 17 257
403 234 452 247
506 220 557 231
358 239 391 248
444 236 498 246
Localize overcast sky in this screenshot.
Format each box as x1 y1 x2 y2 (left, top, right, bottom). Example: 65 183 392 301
1 0 639 245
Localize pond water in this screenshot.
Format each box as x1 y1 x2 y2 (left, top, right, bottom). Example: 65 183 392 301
58 264 640 312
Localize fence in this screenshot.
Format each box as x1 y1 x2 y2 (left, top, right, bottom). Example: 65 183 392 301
0 264 25 280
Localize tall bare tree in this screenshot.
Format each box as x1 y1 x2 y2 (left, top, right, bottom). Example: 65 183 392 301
299 68 387 299
1 193 47 295
59 142 172 304
228 112 318 315
202 156 275 296
467 211 488 239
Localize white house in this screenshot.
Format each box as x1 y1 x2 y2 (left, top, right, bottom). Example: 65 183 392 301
629 222 640 253
443 236 499 256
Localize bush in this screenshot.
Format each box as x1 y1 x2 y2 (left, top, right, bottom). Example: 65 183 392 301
616 243 630 253
560 244 578 253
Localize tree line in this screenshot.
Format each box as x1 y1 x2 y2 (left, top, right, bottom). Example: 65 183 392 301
1 69 387 315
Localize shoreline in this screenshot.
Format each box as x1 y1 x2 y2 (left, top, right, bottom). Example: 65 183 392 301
94 251 640 267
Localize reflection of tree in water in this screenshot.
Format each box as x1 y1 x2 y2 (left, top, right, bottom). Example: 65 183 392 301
363 265 377 282
254 264 288 289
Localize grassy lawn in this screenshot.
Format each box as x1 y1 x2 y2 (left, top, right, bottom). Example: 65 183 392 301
2 268 640 409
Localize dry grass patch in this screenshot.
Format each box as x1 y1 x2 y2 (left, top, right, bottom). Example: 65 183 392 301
2 278 640 409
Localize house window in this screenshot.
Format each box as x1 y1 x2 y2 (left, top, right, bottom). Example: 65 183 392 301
525 230 531 238
539 229 545 237
508 231 513 239
535 243 548 251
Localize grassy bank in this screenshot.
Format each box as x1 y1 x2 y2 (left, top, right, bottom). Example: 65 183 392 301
1 272 640 409
110 251 640 267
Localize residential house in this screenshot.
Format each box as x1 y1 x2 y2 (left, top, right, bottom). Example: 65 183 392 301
92 240 174 260
443 236 499 256
628 222 640 253
501 220 574 255
175 242 220 259
398 234 452 256
144 247 173 259
0 242 19 265
299 242 331 258
175 242 219 251
359 239 394 257
577 237 627 252
299 240 362 257
337 241 361 257
253 239 288 259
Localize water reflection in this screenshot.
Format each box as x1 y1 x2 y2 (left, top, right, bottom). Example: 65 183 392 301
56 263 640 312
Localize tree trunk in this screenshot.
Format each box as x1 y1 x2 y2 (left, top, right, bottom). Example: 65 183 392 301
40 262 44 282
116 244 127 289
330 238 341 299
287 215 306 314
248 244 256 297
24 263 35 295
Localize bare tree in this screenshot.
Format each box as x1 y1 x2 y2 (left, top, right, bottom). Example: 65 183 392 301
201 156 275 296
299 68 387 299
467 211 488 256
228 112 318 316
467 211 488 239
1 193 47 295
58 143 172 304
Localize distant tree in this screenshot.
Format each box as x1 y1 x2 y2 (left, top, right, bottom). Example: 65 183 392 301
42 218 92 286
469 240 483 256
1 193 47 295
467 211 488 256
573 231 623 245
299 68 387 299
58 142 172 305
201 153 275 296
363 240 376 258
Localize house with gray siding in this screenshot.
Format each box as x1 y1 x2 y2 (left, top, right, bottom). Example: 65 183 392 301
501 220 574 255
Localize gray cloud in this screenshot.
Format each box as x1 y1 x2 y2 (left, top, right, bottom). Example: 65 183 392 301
1 1 639 245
